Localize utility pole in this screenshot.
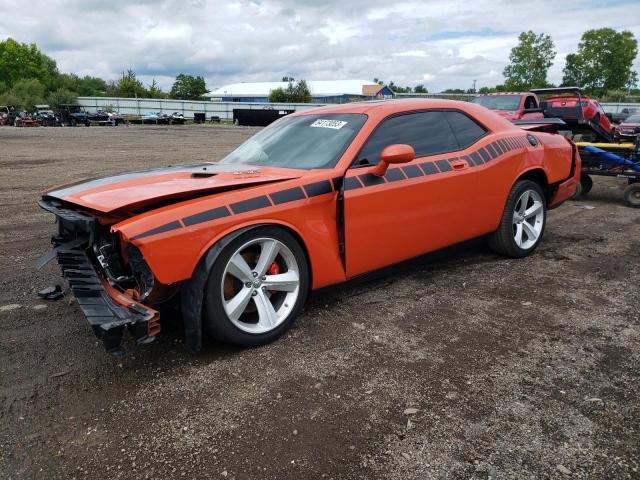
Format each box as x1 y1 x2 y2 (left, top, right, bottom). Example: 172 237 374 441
472 79 477 93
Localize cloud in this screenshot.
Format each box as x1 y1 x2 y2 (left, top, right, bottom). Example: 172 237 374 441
0 0 638 92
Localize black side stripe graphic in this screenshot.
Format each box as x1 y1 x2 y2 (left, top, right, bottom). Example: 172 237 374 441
131 220 182 240
385 168 406 182
485 143 498 159
133 136 534 240
420 162 439 175
469 151 483 166
402 165 423 178
359 173 386 186
344 176 363 190
183 206 230 226
435 159 452 172
230 196 271 214
304 180 333 197
270 187 306 205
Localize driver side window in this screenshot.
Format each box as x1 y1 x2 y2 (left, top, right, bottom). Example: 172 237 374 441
355 111 457 166
355 110 486 166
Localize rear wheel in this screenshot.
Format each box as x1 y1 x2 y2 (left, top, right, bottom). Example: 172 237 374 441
579 174 593 196
203 227 309 346
623 183 640 208
489 180 546 258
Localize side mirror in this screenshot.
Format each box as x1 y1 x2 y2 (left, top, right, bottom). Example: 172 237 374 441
372 144 415 176
523 107 543 114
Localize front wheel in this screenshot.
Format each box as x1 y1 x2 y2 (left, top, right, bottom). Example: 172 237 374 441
489 180 547 258
203 227 309 347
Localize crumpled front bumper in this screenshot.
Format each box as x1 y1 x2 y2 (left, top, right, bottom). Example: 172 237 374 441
38 198 160 355
56 246 160 355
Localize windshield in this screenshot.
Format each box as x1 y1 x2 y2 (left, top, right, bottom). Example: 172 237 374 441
220 113 367 169
624 114 640 123
472 95 522 111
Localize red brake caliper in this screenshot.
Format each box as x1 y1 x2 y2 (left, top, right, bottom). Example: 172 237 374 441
266 262 279 293
267 262 280 275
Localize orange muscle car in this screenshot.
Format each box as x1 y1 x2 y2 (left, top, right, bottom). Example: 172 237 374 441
37 99 580 354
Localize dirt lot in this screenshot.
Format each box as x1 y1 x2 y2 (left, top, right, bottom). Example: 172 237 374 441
1 125 639 479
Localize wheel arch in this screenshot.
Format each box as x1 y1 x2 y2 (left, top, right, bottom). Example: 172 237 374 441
515 168 551 203
181 220 313 353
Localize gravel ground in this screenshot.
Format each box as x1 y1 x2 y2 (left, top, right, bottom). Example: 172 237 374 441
1 125 639 479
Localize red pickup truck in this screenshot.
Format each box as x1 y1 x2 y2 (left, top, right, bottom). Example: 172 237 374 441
472 92 544 121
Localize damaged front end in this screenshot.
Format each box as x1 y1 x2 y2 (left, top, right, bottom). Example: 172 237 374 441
37 198 161 355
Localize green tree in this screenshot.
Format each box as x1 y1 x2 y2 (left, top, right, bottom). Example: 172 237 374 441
0 38 59 90
47 88 78 110
414 84 428 93
169 73 207 100
147 79 167 99
562 28 638 96
503 31 555 91
268 80 312 103
1 78 46 110
115 70 147 98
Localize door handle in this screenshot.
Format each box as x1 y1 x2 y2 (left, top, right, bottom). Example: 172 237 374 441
450 159 468 171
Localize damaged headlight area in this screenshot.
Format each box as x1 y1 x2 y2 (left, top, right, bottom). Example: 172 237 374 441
37 198 161 355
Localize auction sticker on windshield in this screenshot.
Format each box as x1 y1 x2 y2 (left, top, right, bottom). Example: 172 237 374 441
310 119 348 129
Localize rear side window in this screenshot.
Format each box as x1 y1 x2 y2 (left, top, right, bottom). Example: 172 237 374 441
355 110 486 166
443 111 487 149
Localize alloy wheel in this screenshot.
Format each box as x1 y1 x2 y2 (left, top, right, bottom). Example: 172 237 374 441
512 189 544 250
220 237 300 334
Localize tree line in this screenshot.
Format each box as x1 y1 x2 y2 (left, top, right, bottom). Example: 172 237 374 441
0 38 208 111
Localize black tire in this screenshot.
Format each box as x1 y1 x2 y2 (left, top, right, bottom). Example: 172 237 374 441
579 174 593 196
623 183 640 208
488 180 547 258
203 226 309 347
70 118 77 127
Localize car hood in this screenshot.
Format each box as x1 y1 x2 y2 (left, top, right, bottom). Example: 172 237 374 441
619 122 640 128
44 163 306 214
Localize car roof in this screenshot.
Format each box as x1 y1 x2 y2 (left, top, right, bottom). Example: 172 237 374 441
290 98 519 131
292 98 476 115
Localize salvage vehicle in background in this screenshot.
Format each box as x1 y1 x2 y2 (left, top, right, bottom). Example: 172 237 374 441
611 107 638 124
0 105 17 126
613 114 640 142
472 92 544 121
58 104 90 127
532 87 614 142
34 105 59 127
37 99 580 354
14 111 39 127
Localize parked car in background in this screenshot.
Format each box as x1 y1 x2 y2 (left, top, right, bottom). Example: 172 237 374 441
471 92 544 121
37 99 580 354
614 114 640 142
58 104 90 127
611 107 638 124
0 105 17 126
141 111 170 124
87 109 124 126
14 111 39 127
169 112 186 125
34 105 59 127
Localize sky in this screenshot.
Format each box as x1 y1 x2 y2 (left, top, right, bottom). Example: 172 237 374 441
0 0 639 93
